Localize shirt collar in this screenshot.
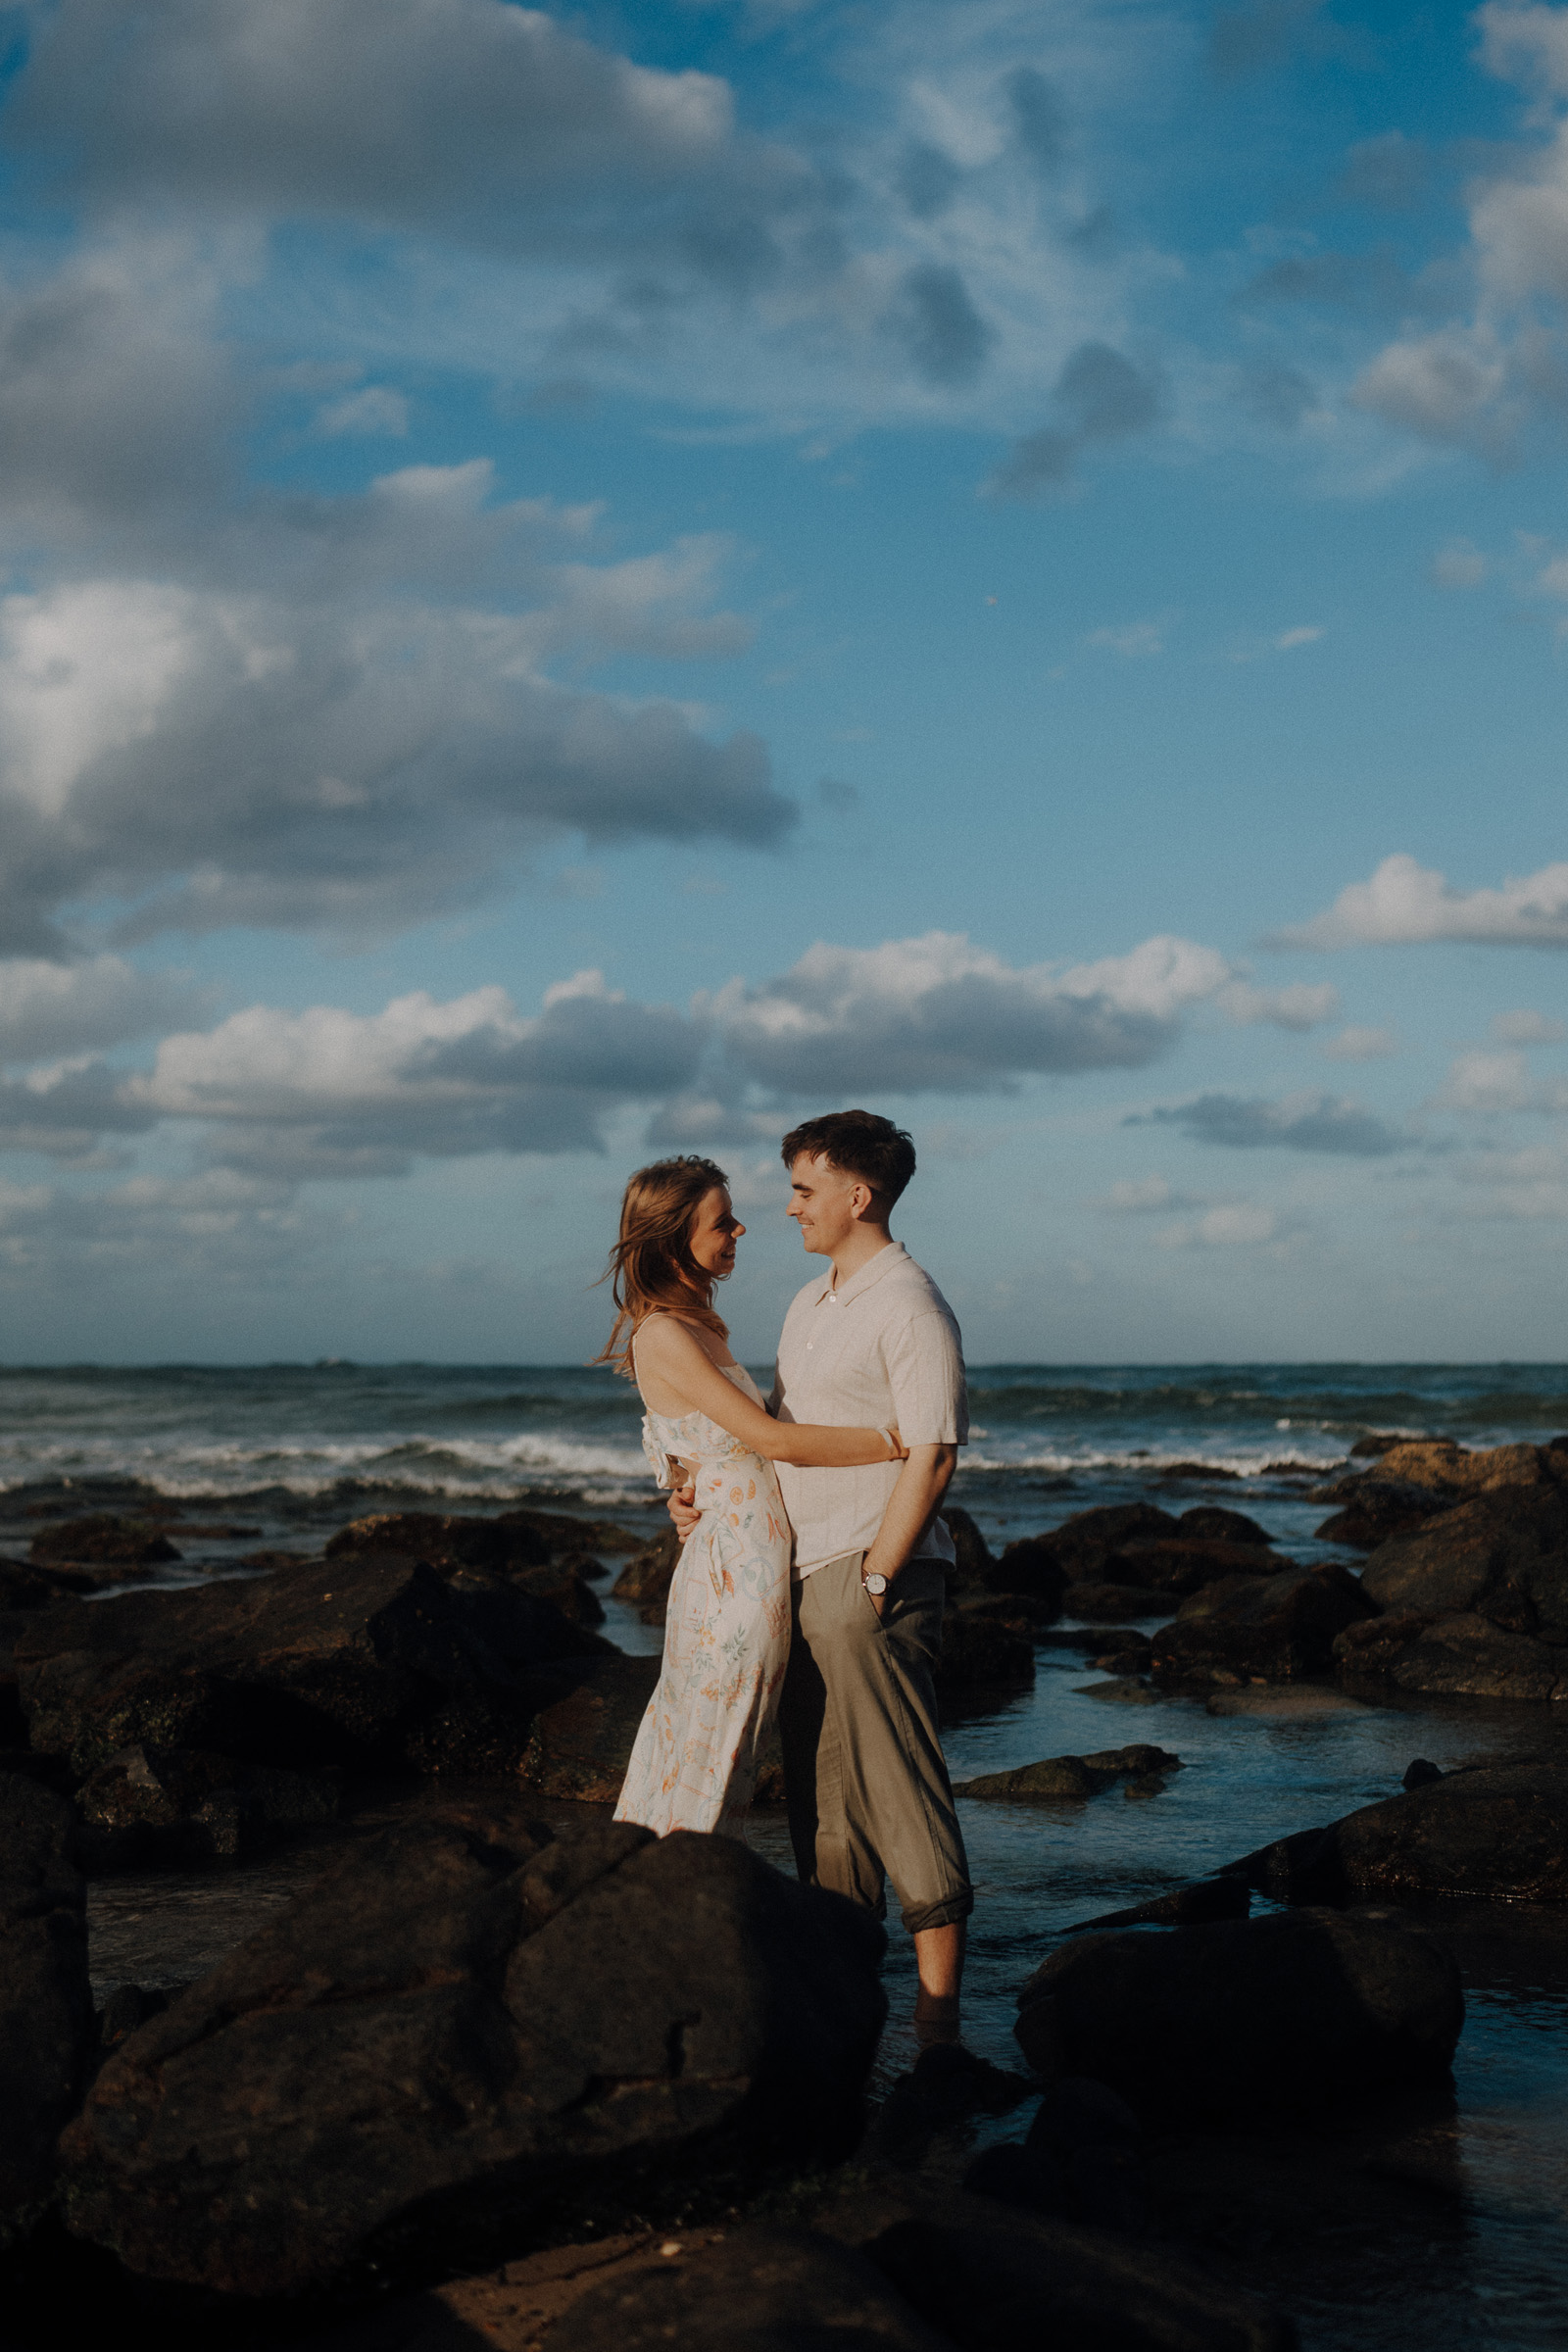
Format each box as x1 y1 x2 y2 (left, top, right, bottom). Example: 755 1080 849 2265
813 1240 908 1309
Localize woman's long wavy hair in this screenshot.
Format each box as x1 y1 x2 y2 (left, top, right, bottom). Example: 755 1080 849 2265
594 1155 731 1378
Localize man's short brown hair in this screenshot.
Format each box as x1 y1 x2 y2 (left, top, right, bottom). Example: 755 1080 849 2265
780 1110 916 1207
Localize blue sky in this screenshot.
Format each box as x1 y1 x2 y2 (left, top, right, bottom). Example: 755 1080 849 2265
3 0 1568 1363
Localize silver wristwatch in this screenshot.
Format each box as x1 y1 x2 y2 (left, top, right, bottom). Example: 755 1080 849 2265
862 1572 888 1596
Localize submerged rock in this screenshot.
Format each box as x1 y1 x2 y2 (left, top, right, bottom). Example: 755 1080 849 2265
61 1809 887 2297
0 1772 93 2252
1151 1563 1373 1687
1014 1908 1463 2120
1220 1761 1568 1903
611 1527 681 1613
955 1744 1181 1801
1061 1877 1250 1935
74 1743 341 1868
549 2224 945 2352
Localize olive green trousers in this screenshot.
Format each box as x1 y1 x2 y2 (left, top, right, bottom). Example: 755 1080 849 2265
780 1551 973 1936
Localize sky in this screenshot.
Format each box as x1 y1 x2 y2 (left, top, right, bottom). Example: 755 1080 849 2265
4 0 1568 1364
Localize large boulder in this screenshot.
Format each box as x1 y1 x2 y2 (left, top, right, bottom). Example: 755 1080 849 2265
1108 1539 1282 1598
28 1515 180 1568
935 1600 1035 1692
494 1505 639 1555
1339 1610 1568 1702
1232 1762 1568 1904
1151 1563 1373 1687
549 2224 946 2352
611 1526 681 1613
325 1511 551 1571
0 1772 93 2251
74 1743 341 1868
1312 1477 1454 1549
1014 1908 1462 2120
61 1807 886 2297
15 1554 606 1781
1357 1485 1568 1619
0 1560 94 1608
515 1652 662 1799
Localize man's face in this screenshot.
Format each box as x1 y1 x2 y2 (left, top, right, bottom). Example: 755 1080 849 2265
786 1153 862 1254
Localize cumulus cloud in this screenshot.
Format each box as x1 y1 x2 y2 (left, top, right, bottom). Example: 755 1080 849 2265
0 465 792 949
1494 1007 1567 1042
1433 539 1490 588
1455 1142 1568 1218
1322 1024 1398 1061
1431 1047 1536 1114
1154 1201 1278 1248
1272 854 1568 951
126 973 703 1175
986 342 1161 498
1134 1091 1414 1155
1099 1174 1183 1212
710 930 1236 1096
0 956 206 1061
1219 979 1340 1030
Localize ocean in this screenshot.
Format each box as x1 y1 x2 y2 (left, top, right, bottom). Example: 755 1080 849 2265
10 1359 1568 2346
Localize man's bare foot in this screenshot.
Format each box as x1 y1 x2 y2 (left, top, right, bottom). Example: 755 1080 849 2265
912 1994 962 2049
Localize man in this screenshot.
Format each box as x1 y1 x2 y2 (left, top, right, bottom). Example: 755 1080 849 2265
669 1108 972 2033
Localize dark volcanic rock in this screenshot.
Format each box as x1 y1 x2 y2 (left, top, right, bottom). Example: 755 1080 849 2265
1176 1505 1272 1546
1060 1581 1170 1621
1313 1476 1454 1550
75 1743 340 1868
550 2224 947 2352
15 1554 605 1781
515 1652 661 1799
939 1505 995 1590
28 1515 180 1568
1344 1611 1568 1701
1151 1563 1373 1687
828 2185 1293 2352
0 1773 93 2251
1062 1877 1250 1935
611 1526 681 1611
0 1560 94 1608
934 1600 1035 1691
1358 1486 1568 1618
1219 1762 1568 1904
504 1557 606 1627
1111 1540 1283 1597
956 1743 1180 1801
325 1511 551 1572
494 1506 639 1555
989 1540 1066 1615
1014 1908 1463 2120
61 1809 887 2297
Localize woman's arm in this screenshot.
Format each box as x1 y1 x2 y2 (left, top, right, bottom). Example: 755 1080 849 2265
635 1317 903 1468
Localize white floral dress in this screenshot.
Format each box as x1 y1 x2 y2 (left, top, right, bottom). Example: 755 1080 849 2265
613 1360 792 1839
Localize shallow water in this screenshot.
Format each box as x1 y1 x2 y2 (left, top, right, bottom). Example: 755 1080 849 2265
30 1361 1568 2344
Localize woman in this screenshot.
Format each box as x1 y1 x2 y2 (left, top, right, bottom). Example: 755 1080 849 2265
598 1155 905 1839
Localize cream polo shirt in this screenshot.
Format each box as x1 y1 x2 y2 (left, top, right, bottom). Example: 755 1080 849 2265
770 1240 967 1578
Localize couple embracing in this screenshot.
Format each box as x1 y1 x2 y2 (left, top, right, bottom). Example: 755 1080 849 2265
597 1108 972 2032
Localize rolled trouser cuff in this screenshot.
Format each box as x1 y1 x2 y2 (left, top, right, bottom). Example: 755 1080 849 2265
901 1888 974 1936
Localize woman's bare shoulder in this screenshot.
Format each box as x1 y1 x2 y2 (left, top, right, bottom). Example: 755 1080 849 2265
634 1313 733 1369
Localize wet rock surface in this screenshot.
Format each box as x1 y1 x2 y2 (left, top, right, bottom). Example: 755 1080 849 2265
1014 1907 1464 2121
28 1518 181 1570
1152 1562 1373 1687
14 1554 606 1783
0 1773 93 2252
1228 1761 1568 1904
62 1806 888 2297
956 1743 1181 1800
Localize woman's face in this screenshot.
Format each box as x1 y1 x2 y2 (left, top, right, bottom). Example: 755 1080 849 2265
687 1185 744 1282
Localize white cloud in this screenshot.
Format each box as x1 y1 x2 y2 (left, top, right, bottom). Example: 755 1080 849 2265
0 956 205 1062
1432 539 1490 589
1321 1023 1398 1061
1431 1047 1535 1114
312 387 410 439
1084 617 1167 658
712 930 1237 1095
1272 853 1568 950
1220 979 1340 1030
0 470 787 950
1493 1007 1567 1042
1101 1174 1177 1211
1455 1142 1568 1219
1154 1201 1278 1249
1272 624 1323 651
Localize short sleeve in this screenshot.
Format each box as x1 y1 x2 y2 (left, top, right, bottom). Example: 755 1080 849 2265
882 1309 967 1446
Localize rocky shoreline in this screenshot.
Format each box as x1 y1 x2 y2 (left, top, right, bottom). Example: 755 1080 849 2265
3 1438 1568 2344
